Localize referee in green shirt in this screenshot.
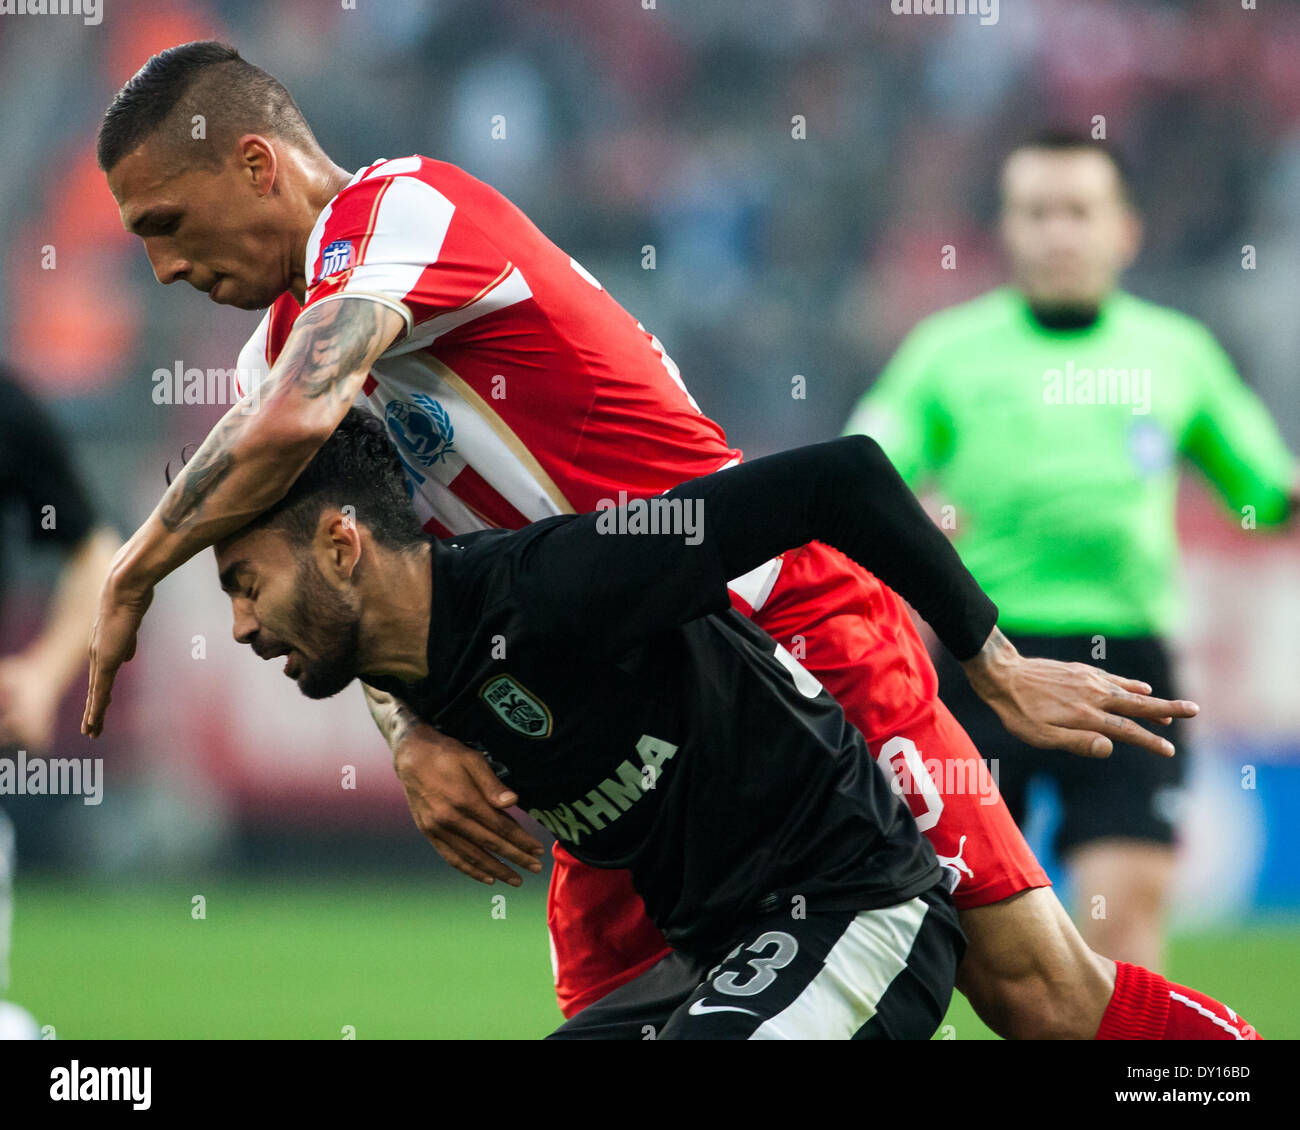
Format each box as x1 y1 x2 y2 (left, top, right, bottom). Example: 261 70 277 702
844 130 1298 972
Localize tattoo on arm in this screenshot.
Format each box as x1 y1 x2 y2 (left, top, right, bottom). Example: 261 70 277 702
158 298 395 533
269 297 389 403
158 413 241 532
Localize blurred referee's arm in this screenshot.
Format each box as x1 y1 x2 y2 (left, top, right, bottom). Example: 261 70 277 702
0 371 120 750
82 296 405 736
1177 326 1299 527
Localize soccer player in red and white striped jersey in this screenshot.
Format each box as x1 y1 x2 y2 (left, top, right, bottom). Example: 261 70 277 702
238 154 743 541
89 42 1258 1040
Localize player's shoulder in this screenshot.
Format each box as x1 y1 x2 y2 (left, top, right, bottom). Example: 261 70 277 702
315 157 439 228
446 516 577 569
310 156 495 261
332 155 490 205
444 516 589 596
435 523 546 589
432 521 575 642
428 532 513 633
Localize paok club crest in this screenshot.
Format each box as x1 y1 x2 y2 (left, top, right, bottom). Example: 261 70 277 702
480 675 553 739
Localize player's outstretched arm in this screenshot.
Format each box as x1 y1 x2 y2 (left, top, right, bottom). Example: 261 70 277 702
677 435 1197 758
519 434 1001 661
364 684 545 885
520 434 1197 756
683 436 1198 757
82 297 405 736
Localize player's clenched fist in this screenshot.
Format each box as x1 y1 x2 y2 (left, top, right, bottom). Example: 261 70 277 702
391 722 545 886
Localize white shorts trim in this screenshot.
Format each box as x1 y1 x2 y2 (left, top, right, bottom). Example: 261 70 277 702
748 896 929 1040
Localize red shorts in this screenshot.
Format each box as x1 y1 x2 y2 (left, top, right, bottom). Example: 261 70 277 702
548 542 1049 1018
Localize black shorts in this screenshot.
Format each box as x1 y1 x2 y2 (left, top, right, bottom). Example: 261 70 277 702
547 885 963 1040
934 632 1188 857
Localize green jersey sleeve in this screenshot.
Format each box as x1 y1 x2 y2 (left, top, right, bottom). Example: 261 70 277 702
842 324 953 490
1179 325 1295 526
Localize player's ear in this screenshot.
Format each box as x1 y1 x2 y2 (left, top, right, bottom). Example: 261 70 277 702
317 508 362 582
236 134 277 196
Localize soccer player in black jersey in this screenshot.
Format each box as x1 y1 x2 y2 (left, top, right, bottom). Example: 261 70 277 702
209 411 1179 1039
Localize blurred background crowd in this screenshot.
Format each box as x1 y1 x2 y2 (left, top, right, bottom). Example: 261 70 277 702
0 0 1297 926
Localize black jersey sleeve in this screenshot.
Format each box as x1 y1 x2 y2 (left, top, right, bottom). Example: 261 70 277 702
515 435 997 661
0 373 97 548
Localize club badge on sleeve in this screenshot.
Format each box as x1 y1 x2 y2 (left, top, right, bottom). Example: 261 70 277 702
319 239 354 279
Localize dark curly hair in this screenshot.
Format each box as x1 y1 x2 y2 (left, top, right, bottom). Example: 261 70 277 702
202 409 429 551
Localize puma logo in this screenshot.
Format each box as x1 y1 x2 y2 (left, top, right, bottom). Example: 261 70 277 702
936 834 974 883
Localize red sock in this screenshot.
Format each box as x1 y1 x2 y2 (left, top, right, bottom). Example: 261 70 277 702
1096 960 1262 1040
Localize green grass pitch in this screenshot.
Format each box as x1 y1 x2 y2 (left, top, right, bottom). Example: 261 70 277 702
9 877 1296 1039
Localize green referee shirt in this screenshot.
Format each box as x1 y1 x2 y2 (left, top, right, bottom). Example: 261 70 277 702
844 287 1295 637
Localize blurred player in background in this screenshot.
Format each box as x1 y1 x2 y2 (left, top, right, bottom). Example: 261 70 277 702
845 131 1298 971
88 44 1260 1039
0 365 120 1038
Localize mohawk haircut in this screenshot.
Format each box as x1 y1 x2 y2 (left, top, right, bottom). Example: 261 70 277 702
204 410 429 552
97 40 317 173
1005 127 1134 203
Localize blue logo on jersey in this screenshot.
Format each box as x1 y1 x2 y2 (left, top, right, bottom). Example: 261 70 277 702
319 239 353 278
1128 419 1173 477
385 394 457 469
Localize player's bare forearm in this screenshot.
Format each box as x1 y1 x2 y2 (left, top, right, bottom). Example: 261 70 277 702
960 626 1199 759
83 298 404 737
115 298 404 594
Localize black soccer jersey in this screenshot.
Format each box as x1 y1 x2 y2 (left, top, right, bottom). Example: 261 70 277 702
365 437 997 957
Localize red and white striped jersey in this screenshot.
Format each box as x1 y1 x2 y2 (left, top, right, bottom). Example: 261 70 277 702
237 155 741 539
